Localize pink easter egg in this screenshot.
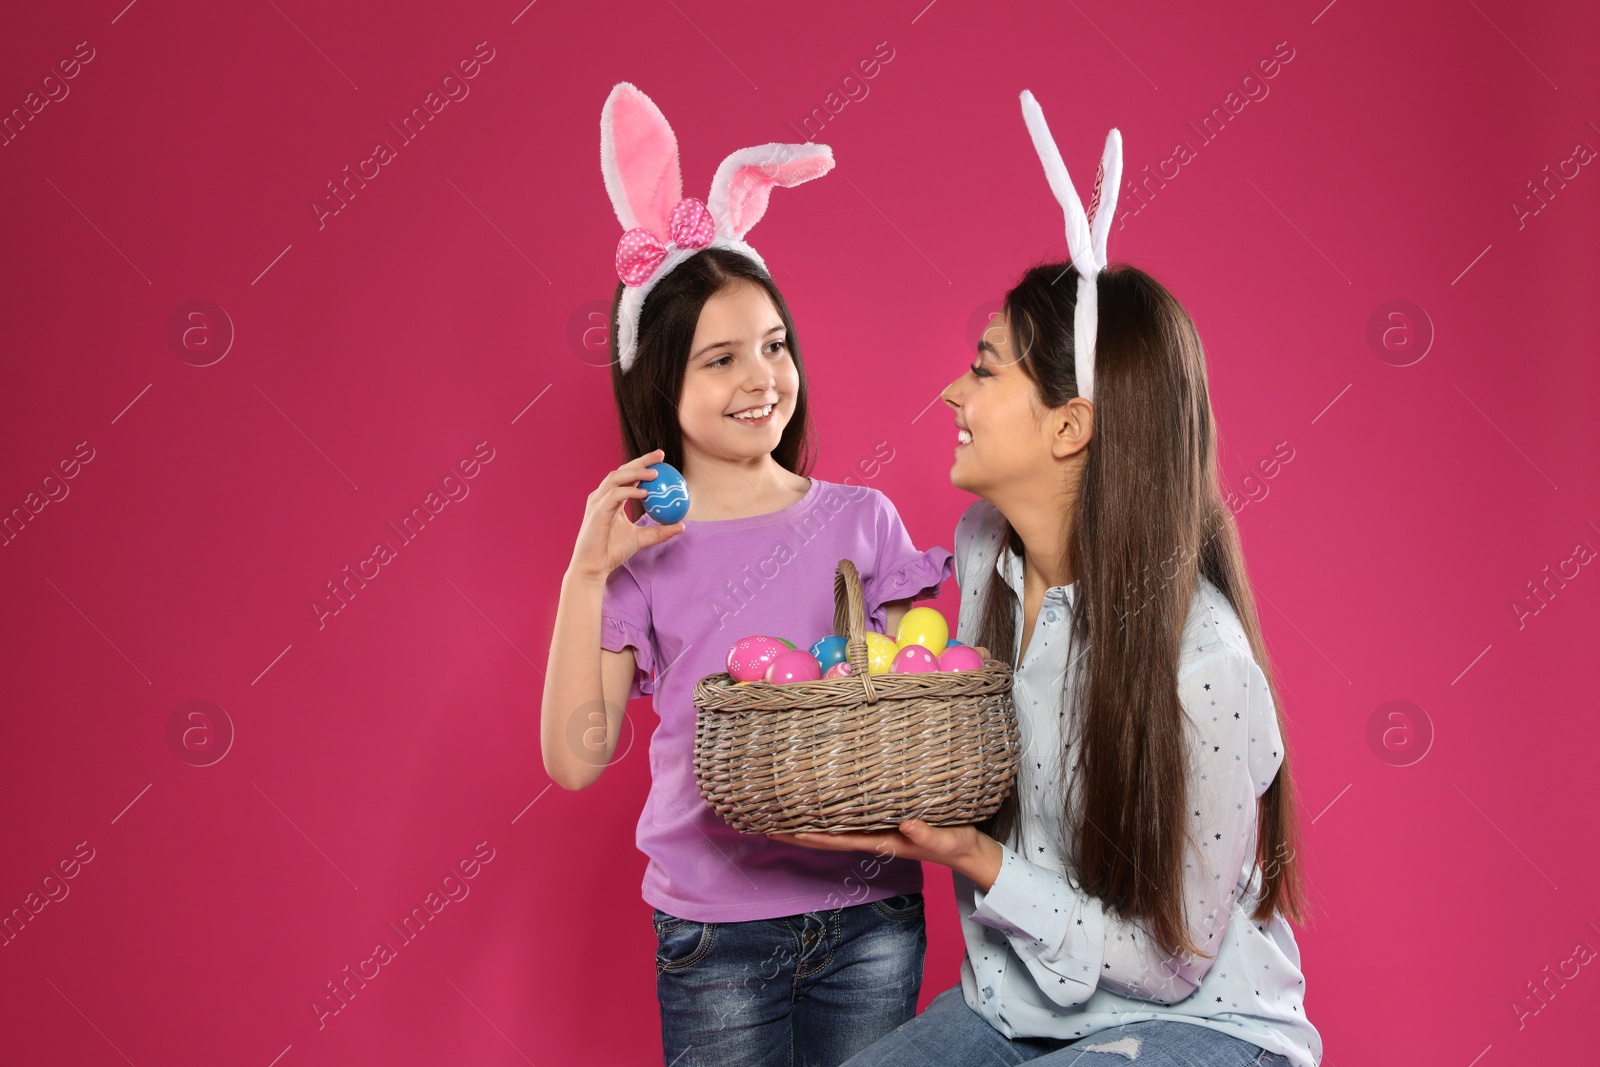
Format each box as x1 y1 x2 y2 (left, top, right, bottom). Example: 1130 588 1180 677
936 645 985 672
727 635 787 682
890 644 938 674
822 661 853 679
766 649 822 684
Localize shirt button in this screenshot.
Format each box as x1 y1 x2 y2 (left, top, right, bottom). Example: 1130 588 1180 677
1045 610 1058 623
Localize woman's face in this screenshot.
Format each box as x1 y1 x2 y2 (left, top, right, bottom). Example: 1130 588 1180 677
677 280 798 468
941 308 1055 498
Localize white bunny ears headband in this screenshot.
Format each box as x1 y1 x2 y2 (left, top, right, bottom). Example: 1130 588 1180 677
600 82 835 374
1018 90 1123 404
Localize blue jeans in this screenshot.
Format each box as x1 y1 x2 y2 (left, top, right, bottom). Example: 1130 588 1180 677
839 985 1297 1066
653 892 927 1067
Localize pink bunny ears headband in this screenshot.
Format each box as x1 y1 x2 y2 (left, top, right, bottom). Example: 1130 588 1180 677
600 82 836 374
1018 89 1123 404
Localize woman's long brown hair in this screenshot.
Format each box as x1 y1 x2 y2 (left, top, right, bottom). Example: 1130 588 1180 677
973 261 1308 961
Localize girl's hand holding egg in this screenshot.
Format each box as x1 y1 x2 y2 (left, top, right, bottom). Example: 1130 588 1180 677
571 449 686 581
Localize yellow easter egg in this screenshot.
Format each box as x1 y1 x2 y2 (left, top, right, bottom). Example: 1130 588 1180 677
895 607 949 657
863 632 899 675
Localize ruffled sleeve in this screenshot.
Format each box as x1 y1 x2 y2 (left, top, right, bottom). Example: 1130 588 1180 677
861 489 955 632
599 564 656 700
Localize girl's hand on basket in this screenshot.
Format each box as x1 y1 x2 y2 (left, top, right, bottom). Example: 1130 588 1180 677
769 820 1006 892
569 449 685 581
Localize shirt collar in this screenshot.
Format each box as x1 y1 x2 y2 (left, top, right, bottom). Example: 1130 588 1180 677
995 540 1077 606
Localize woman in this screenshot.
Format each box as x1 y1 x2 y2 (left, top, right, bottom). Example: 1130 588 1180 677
769 92 1321 1067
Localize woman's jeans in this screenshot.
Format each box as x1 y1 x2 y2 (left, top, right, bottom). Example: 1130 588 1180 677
837 985 1298 1066
653 891 927 1067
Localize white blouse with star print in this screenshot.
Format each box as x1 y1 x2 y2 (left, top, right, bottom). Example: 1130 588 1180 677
950 500 1323 1066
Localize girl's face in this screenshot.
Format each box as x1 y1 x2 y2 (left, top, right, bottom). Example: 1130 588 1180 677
941 308 1054 498
677 280 798 467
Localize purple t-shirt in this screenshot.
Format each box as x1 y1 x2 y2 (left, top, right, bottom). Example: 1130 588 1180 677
599 477 955 923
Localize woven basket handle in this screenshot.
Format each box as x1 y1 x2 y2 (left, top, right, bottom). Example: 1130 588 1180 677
832 559 880 705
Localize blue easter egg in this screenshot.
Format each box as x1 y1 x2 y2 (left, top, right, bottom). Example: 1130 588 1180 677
809 634 848 671
946 638 964 647
642 462 690 524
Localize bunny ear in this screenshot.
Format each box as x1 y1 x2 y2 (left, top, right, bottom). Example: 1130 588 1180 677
1019 90 1125 405
1088 128 1123 265
1018 90 1096 278
708 143 834 240
600 83 683 238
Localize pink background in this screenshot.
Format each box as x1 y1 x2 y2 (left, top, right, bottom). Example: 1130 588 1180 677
2 0 1597 1064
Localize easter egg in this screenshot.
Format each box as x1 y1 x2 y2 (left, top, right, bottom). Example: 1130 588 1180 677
936 645 985 672
946 638 964 647
822 661 853 679
774 637 796 650
642 462 690 524
889 646 934 671
766 649 822 684
891 645 938 674
894 607 949 657
863 632 899 675
809 635 848 671
726 635 786 682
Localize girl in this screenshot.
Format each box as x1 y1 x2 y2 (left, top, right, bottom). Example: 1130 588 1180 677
773 93 1323 1067
539 84 954 1067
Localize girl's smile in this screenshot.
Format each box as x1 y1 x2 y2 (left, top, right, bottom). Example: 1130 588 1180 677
727 402 777 426
680 280 798 463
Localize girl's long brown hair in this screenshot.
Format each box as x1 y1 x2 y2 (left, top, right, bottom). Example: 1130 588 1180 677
608 248 817 522
973 261 1308 962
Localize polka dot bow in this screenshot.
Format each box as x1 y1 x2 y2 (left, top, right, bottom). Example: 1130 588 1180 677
615 197 715 287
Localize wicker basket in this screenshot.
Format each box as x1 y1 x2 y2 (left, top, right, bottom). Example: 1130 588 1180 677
692 558 1020 834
